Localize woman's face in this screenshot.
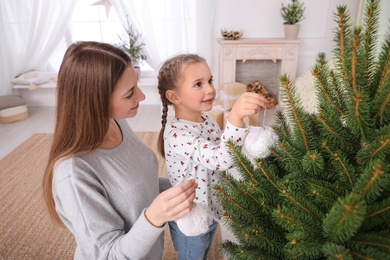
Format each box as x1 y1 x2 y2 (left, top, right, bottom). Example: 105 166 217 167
109 65 145 119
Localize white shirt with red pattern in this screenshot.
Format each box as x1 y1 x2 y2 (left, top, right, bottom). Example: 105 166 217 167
164 114 248 225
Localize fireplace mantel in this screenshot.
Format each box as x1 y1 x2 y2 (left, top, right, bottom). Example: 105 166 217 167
218 38 301 89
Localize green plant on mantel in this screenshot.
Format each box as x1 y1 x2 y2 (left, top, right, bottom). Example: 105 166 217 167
281 0 305 24
116 16 147 67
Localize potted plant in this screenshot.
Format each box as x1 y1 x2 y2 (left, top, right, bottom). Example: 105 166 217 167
116 17 147 78
280 0 305 40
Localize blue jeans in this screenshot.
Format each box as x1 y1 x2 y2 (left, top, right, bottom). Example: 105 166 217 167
168 220 218 260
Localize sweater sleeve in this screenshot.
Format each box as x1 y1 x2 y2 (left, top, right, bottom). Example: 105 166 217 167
53 159 165 259
165 119 248 171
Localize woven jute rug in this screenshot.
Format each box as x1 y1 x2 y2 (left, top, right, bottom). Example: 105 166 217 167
0 132 223 259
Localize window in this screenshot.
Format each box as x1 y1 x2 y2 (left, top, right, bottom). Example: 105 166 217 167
50 1 214 78
50 1 154 75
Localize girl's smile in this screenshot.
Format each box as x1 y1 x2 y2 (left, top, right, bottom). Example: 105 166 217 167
202 98 214 105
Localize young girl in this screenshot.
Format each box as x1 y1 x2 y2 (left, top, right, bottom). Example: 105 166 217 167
42 42 198 259
157 53 269 259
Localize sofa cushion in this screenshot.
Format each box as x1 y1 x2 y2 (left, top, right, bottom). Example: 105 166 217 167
11 71 57 86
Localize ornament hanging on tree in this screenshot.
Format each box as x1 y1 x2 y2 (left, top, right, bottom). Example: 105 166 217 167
244 109 278 158
245 126 278 158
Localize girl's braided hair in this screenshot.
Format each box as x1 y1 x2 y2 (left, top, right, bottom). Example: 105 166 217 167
157 53 206 157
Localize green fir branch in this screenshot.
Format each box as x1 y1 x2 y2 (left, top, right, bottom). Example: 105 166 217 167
308 180 342 208
280 188 323 222
345 89 373 139
274 110 291 136
221 240 279 260
302 150 325 175
323 193 366 243
348 235 390 259
322 242 353 259
256 160 282 194
273 205 321 233
317 116 360 156
279 75 311 152
372 32 390 124
317 115 342 141
273 141 303 173
226 141 258 182
221 169 278 218
357 126 390 163
362 197 390 229
355 161 388 203
333 5 353 91
329 69 347 111
312 55 346 116
344 26 376 139
321 142 358 191
216 173 268 225
362 0 380 91
285 231 324 259
272 111 294 147
331 150 356 190
235 225 286 258
351 27 362 94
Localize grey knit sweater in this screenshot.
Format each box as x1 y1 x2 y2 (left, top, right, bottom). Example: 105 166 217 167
53 119 170 259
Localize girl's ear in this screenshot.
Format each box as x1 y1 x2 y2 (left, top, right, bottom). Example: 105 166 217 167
166 90 180 104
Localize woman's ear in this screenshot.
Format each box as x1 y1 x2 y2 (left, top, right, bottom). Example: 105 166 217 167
166 90 180 104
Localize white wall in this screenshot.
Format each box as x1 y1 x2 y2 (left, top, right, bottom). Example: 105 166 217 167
19 0 390 106
377 0 390 57
210 0 360 86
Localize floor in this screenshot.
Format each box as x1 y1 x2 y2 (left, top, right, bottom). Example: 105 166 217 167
0 104 280 258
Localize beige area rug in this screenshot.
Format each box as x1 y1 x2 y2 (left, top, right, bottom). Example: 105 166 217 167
0 133 223 259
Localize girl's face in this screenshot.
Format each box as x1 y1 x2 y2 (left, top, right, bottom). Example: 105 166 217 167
110 65 145 119
173 62 215 122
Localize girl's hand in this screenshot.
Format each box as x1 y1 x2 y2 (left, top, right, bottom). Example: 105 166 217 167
228 92 269 128
145 179 198 227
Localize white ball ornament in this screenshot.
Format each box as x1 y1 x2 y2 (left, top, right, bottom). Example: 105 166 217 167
245 126 279 158
176 203 210 236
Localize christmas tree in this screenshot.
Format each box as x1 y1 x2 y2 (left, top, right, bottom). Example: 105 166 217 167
215 0 390 259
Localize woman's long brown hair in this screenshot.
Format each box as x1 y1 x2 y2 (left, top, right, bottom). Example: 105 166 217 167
42 41 131 225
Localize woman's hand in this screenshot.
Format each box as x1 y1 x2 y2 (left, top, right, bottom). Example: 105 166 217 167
229 92 269 128
145 179 198 227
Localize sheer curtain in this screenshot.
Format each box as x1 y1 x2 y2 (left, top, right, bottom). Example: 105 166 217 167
0 0 76 96
111 0 216 70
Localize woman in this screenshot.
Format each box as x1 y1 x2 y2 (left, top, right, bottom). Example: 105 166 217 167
42 41 197 259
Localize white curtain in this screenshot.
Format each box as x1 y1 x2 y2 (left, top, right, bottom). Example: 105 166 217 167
111 0 216 70
0 0 76 96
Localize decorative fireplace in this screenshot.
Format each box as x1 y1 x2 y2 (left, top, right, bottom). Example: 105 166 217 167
218 38 301 101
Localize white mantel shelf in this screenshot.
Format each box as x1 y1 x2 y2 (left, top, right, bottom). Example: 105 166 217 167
218 38 301 88
218 38 302 45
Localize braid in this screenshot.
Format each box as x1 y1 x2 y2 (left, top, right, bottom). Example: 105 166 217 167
157 104 168 158
161 104 168 129
156 53 206 158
